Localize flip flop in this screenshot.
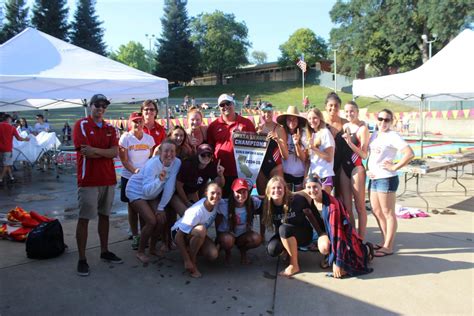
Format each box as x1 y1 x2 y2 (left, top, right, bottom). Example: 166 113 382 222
373 244 383 250
326 272 350 279
374 250 393 257
365 242 375 262
441 209 456 215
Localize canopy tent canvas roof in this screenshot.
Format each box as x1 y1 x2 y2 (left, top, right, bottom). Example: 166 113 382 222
0 27 169 111
352 29 474 101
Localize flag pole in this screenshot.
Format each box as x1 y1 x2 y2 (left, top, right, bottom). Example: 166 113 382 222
301 53 305 105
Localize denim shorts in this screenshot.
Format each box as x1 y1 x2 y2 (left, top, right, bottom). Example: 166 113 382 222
369 176 399 193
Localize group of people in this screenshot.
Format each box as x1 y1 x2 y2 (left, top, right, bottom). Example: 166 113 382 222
72 91 414 280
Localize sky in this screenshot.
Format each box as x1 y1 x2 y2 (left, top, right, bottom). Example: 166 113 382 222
26 0 337 61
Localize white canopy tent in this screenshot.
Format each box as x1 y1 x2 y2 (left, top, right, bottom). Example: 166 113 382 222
352 29 474 156
0 27 169 112
353 29 474 102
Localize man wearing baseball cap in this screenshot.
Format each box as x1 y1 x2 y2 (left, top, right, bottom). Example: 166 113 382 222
207 94 255 197
73 93 122 276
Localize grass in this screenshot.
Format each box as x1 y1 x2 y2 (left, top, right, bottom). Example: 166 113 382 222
11 81 414 131
169 81 414 113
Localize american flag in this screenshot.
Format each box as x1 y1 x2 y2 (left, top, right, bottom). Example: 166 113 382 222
296 57 307 72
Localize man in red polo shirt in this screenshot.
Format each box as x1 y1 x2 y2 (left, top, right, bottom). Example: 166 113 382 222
73 94 122 277
207 94 256 197
0 113 29 185
141 99 166 151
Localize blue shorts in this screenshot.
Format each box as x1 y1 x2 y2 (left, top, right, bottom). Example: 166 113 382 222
369 176 399 193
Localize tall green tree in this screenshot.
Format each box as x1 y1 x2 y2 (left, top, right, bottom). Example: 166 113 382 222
31 0 69 40
330 0 473 78
191 10 250 85
70 0 107 55
251 50 267 64
278 28 328 67
0 0 29 43
109 41 149 72
156 0 198 83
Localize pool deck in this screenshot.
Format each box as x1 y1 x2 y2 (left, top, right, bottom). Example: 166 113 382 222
0 166 473 315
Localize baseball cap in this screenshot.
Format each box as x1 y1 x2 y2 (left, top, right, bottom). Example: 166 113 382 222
129 112 143 122
259 102 273 112
231 178 249 192
197 143 213 155
89 94 110 106
218 94 234 105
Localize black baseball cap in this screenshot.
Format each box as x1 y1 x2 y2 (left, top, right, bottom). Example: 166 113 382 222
89 94 111 106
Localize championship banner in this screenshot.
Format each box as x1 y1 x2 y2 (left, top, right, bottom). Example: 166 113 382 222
232 131 268 188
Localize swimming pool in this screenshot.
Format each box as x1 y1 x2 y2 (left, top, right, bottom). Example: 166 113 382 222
406 141 474 158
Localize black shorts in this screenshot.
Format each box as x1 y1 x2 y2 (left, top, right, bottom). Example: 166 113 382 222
120 177 130 203
284 173 304 186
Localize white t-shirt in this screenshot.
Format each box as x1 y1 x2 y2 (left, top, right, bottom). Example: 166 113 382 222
125 156 181 210
283 132 307 177
171 198 218 234
368 130 409 179
119 132 155 179
308 128 335 178
216 196 262 237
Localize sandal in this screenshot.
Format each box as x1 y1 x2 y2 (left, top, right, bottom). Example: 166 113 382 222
365 242 375 262
319 255 330 269
373 244 383 250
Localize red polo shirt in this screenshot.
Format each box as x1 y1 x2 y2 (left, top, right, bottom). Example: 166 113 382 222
73 116 119 187
207 115 256 177
143 121 166 150
0 122 20 152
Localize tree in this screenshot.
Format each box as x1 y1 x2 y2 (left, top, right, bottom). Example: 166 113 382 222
251 50 267 64
278 28 328 67
155 0 198 83
329 0 473 78
0 0 29 43
31 0 69 41
109 41 149 72
191 10 250 85
70 0 107 55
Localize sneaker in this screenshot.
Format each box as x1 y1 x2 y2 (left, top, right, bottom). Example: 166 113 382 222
77 259 89 276
100 251 123 264
131 235 140 250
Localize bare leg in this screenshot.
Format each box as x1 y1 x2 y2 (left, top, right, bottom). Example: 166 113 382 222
235 231 262 264
378 192 397 252
339 170 355 227
279 236 300 276
76 218 89 260
98 214 109 253
370 191 386 246
151 211 167 256
130 200 156 263
352 166 367 239
175 230 199 277
199 236 219 262
127 204 139 236
217 233 235 264
256 172 267 196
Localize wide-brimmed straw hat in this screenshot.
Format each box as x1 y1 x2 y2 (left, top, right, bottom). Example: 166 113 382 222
276 105 307 126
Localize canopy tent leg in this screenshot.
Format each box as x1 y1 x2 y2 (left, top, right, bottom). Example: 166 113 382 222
420 96 424 158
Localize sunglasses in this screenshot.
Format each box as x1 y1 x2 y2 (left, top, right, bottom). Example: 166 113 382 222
219 101 232 108
143 108 156 112
377 117 391 123
93 103 108 109
199 152 212 158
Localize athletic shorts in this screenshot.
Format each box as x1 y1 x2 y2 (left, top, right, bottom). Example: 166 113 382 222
120 177 130 203
0 152 13 166
321 176 334 188
369 176 399 193
78 185 115 220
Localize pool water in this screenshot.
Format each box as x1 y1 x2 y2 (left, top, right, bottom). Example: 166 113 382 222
404 141 474 159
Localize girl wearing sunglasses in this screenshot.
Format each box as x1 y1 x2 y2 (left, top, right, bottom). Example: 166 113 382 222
367 109 414 257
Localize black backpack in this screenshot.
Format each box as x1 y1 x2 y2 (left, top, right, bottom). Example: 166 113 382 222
26 219 67 259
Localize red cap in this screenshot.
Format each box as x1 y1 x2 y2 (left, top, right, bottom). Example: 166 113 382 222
231 178 249 192
129 112 143 122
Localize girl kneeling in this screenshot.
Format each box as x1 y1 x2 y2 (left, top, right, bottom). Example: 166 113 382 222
263 176 317 277
303 175 374 278
216 178 262 265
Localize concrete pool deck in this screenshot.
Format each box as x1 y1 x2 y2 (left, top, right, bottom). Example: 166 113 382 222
0 166 473 315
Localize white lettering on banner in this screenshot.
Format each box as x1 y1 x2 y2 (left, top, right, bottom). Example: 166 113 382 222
232 131 269 188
